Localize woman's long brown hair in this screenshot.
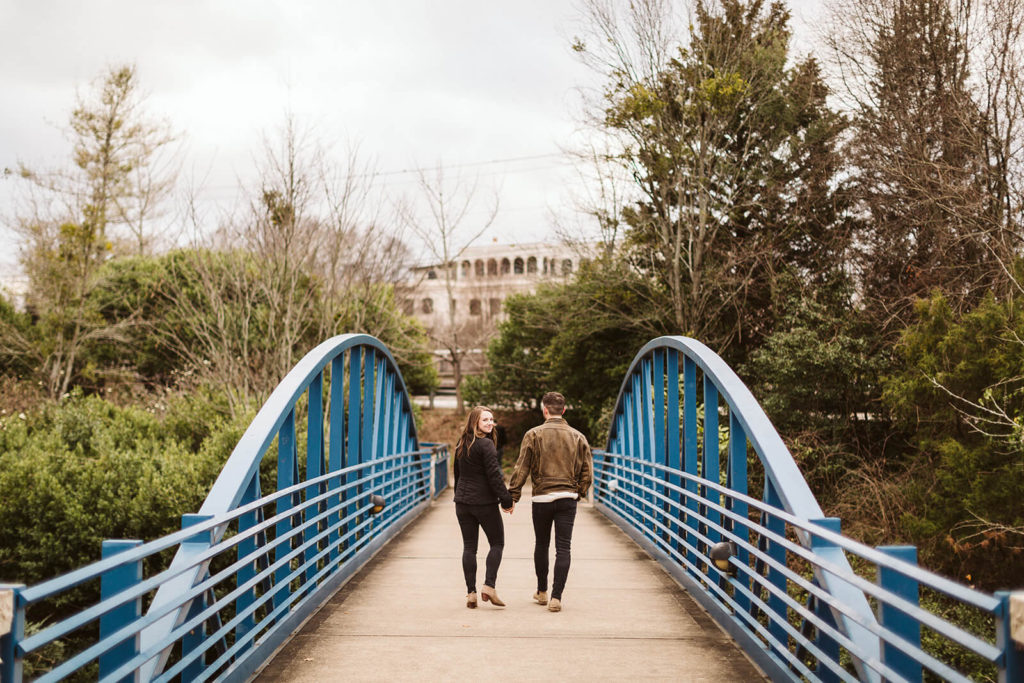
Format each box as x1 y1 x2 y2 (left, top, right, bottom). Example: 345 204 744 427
454 406 497 459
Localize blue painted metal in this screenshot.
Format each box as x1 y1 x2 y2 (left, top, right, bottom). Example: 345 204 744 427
0 584 25 682
876 546 921 682
0 335 445 683
594 335 1019 683
99 540 143 682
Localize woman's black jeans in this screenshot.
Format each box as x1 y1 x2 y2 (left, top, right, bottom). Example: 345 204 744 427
455 502 505 593
532 498 577 600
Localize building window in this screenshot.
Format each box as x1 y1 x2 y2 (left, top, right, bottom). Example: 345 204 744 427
402 299 414 315
470 298 482 315
527 256 537 274
450 298 457 314
562 259 573 275
421 298 433 314
500 258 511 275
427 269 437 280
474 259 485 276
487 258 498 276
514 257 524 274
461 260 471 278
489 298 502 316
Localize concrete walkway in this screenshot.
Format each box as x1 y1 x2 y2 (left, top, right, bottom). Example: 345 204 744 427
255 488 765 682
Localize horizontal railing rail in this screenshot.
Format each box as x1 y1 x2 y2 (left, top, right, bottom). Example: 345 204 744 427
595 335 1021 683
0 334 450 682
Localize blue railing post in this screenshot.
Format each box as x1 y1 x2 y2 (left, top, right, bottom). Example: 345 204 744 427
683 356 699 574
702 376 720 549
180 514 214 680
726 413 748 612
877 545 922 682
665 350 682 556
762 478 789 650
274 409 298 610
995 591 1023 683
328 354 345 565
98 540 143 683
0 584 25 683
810 518 843 682
235 473 262 653
346 345 363 557
305 372 325 585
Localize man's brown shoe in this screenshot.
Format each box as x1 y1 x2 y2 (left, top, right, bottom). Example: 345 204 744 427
533 591 548 605
466 592 477 608
548 598 562 612
481 585 506 607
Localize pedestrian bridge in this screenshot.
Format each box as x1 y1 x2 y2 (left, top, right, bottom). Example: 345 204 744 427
1 335 1021 682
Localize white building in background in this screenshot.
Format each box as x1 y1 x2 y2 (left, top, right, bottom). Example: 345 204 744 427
403 240 589 386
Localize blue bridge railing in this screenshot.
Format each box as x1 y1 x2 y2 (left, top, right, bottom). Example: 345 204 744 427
0 334 449 682
593 336 1022 683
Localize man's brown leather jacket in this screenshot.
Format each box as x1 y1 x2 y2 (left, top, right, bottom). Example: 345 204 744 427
508 416 593 503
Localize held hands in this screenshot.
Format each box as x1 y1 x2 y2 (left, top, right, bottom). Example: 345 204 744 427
501 502 515 515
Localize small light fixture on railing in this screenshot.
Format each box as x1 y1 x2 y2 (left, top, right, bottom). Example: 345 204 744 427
710 540 738 577
370 494 386 515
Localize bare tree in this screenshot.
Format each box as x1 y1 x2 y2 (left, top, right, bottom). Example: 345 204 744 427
396 165 499 412
822 0 1024 331
162 116 416 413
3 64 177 396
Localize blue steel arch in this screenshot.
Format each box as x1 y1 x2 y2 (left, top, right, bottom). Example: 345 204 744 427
593 336 1019 683
0 334 449 683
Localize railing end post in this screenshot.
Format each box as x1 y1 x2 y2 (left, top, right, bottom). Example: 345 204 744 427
876 545 921 683
99 540 144 683
996 590 1024 683
0 583 26 683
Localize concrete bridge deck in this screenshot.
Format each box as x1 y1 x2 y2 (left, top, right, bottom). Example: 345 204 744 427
255 488 765 682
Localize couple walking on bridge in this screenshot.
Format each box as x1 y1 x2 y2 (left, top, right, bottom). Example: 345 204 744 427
452 392 593 613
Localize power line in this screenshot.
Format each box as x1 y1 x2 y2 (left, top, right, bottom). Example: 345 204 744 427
370 152 567 178
195 152 573 192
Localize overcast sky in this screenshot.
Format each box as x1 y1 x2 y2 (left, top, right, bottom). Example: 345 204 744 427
0 0 824 274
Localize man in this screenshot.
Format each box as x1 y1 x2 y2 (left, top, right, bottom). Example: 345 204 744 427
508 391 593 612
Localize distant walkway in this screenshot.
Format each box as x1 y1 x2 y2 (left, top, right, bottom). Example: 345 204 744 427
255 487 765 682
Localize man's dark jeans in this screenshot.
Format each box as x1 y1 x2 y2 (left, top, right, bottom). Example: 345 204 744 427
532 497 577 600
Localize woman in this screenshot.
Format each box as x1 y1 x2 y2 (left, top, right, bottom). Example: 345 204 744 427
453 406 514 608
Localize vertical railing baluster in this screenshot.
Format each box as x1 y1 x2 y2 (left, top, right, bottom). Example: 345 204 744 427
328 355 345 566
652 350 667 549
763 478 789 651
727 413 749 611
98 540 143 683
180 514 214 679
877 545 922 683
274 409 297 609
666 350 681 559
640 358 656 540
702 376 720 551
305 372 324 584
361 349 377 533
624 380 637 518
346 346 362 558
683 357 699 574
809 518 843 682
235 474 261 649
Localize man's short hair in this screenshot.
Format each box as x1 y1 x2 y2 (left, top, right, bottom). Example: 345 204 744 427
542 391 566 414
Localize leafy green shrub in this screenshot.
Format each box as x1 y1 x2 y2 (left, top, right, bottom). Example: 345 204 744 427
883 292 1024 590
0 391 238 589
